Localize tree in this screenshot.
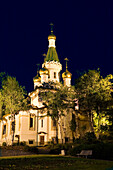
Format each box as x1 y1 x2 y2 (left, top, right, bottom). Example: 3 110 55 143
0 74 27 144
0 91 3 119
75 70 113 138
70 113 76 142
40 82 75 143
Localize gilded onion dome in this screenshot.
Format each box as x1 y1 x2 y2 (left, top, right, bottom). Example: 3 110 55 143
33 71 41 82
62 58 72 79
48 34 56 41
45 23 59 62
48 23 56 41
62 70 72 79
39 64 49 75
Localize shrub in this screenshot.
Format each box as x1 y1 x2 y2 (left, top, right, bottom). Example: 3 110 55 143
2 142 7 146
19 141 26 146
49 143 73 155
12 142 19 146
49 144 62 154
83 132 97 144
69 142 113 160
24 146 38 154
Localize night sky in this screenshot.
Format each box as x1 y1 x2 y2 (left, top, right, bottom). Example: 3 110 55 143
0 1 113 93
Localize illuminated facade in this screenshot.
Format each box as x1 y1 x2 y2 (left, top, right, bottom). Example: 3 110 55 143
0 26 73 146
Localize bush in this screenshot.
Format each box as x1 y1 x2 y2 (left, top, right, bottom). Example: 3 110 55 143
74 132 98 145
12 142 19 146
49 144 62 154
24 146 38 154
99 134 113 141
19 141 26 146
69 142 113 160
2 142 7 146
49 143 73 155
83 132 97 144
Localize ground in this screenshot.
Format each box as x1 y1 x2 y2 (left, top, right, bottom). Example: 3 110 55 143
0 155 113 170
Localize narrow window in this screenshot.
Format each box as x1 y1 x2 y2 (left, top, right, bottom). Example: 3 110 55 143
41 119 43 128
65 137 69 143
30 117 33 128
29 114 35 130
3 125 6 135
54 72 56 78
53 119 56 127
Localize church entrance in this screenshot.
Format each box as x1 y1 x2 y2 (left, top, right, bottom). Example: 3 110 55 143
40 136 44 145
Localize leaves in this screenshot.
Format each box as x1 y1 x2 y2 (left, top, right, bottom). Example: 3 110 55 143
75 69 113 137
40 83 75 120
0 74 27 116
75 70 113 111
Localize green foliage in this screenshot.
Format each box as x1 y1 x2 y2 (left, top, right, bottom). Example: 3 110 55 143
0 91 3 119
0 74 27 116
70 142 113 160
75 70 113 137
24 146 38 154
0 155 113 170
40 82 75 143
74 132 98 145
70 113 76 132
82 132 97 144
41 82 75 118
19 141 26 146
41 83 75 120
2 142 7 146
75 70 113 111
49 143 72 155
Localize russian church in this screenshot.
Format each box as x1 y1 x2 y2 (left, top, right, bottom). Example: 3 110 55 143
0 26 89 146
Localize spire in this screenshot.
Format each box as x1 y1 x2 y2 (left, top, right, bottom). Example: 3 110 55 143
35 63 40 76
50 23 54 34
43 53 47 63
48 23 56 41
64 58 68 71
36 63 40 72
62 58 72 79
33 63 41 86
45 24 59 62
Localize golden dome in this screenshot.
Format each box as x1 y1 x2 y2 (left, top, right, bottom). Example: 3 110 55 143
48 34 56 40
39 65 49 75
33 72 41 82
62 70 72 79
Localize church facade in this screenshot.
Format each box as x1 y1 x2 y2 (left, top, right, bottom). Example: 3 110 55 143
0 27 75 146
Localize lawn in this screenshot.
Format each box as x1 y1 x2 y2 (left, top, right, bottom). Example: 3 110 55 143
0 155 113 170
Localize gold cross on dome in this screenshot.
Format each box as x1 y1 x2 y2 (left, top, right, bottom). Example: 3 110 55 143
50 23 54 34
64 58 69 70
36 63 40 71
42 53 47 62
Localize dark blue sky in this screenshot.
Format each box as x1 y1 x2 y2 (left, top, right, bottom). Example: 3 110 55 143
0 1 113 92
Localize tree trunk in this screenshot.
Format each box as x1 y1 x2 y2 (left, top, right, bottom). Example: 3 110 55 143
88 112 94 132
75 112 80 138
56 122 58 144
11 113 15 145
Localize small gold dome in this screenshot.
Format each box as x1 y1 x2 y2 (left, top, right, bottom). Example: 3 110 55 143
33 72 41 82
48 34 56 40
62 70 72 79
39 65 49 75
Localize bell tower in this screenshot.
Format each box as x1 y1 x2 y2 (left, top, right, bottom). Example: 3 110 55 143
43 23 62 82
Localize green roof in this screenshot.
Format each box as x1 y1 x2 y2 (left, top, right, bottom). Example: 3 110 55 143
45 47 59 62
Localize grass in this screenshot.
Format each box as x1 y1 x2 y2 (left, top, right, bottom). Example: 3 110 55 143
0 155 113 170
